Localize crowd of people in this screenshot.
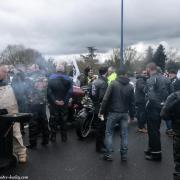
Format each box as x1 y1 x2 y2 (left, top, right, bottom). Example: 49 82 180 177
0 61 180 179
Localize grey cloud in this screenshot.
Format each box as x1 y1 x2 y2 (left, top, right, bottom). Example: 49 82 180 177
0 0 180 55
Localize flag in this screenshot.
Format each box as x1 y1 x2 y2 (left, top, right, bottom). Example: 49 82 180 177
72 59 80 86
177 69 180 79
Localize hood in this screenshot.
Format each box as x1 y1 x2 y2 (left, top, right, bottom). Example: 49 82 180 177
117 76 130 85
99 75 107 81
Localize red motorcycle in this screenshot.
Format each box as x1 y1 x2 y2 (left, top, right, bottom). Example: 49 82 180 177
68 86 95 139
67 86 85 123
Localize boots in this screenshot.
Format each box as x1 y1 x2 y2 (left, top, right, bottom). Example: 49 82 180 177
26 141 37 149
50 132 56 142
41 138 49 146
61 133 67 142
145 151 162 161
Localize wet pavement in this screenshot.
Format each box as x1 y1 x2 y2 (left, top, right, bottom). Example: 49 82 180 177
1 122 174 180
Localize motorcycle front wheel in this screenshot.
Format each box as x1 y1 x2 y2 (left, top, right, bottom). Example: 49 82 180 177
75 109 94 139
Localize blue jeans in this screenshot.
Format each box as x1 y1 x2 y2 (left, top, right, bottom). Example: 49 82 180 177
105 112 128 156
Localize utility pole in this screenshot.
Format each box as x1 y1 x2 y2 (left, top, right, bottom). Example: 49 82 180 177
120 0 124 67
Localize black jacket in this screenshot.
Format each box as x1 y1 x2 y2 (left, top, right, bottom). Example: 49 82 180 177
47 73 72 106
145 73 170 108
161 91 180 121
161 90 180 179
171 77 180 92
91 75 108 114
100 76 135 118
135 75 147 105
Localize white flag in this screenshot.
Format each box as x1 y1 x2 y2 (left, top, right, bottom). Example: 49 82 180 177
177 69 180 79
72 59 80 86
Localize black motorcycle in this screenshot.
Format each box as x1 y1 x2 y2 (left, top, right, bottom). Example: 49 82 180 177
75 86 95 139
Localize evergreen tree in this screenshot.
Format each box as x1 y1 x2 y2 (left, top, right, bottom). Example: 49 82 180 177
78 47 100 74
153 44 167 72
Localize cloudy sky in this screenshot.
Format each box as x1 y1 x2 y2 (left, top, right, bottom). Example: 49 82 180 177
0 0 180 56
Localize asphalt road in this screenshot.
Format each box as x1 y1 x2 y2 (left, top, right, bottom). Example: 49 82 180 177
1 122 174 180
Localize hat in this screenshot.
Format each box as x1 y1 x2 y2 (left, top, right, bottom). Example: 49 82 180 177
117 65 127 76
168 69 178 74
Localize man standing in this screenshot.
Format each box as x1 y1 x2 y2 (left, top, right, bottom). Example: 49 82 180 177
12 69 28 135
99 67 135 161
135 71 148 133
164 68 180 136
26 64 49 148
0 65 27 163
169 69 180 93
107 66 117 85
161 90 180 180
48 64 72 142
91 66 108 153
145 63 169 161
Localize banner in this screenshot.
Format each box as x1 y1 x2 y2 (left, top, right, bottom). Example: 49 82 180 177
72 59 80 86
177 69 180 79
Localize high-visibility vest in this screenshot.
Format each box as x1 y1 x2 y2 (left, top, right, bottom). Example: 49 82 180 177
107 72 117 85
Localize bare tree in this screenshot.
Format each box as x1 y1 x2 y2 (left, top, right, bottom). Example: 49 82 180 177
104 47 143 73
166 47 180 62
0 44 45 67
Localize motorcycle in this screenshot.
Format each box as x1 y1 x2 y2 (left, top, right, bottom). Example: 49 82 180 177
75 86 95 139
67 86 84 124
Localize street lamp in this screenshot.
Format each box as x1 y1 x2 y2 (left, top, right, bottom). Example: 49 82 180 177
120 0 124 67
